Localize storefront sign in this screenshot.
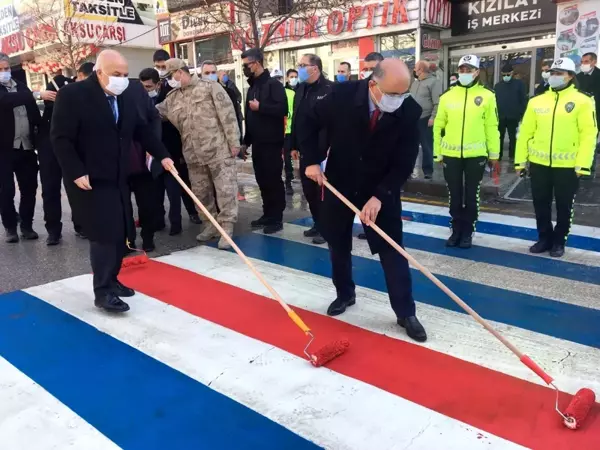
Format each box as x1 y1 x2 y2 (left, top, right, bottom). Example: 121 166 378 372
158 17 171 44
0 0 19 38
169 5 233 42
0 32 23 53
555 0 600 66
451 0 557 36
422 0 451 28
66 0 144 25
70 21 127 42
421 28 442 49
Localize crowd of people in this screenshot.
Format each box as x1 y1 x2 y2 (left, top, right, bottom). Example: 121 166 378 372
0 46 596 339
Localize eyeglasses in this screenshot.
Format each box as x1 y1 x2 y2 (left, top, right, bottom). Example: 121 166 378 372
297 64 315 69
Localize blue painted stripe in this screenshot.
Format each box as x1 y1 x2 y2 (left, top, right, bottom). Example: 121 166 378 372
0 291 319 450
402 209 600 253
291 217 600 287
224 233 600 349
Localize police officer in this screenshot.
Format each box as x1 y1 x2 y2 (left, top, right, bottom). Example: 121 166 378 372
434 54 500 249
515 58 597 258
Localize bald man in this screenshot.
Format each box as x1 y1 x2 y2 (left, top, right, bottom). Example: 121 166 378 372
51 50 175 313
302 59 427 342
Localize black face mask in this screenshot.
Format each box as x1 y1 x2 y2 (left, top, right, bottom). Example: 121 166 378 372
243 66 253 78
413 70 418 79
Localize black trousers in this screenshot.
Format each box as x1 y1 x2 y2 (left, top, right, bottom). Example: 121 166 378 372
443 156 487 234
283 134 294 183
157 160 197 227
38 143 81 236
530 163 579 245
300 155 321 227
330 243 416 319
498 118 519 160
252 142 286 222
417 116 434 176
0 148 38 231
128 172 160 244
90 240 125 296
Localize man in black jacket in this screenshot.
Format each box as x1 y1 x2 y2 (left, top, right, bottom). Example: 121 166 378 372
303 59 427 343
0 52 41 243
51 49 175 313
290 53 332 245
494 64 527 160
577 52 600 177
242 48 288 234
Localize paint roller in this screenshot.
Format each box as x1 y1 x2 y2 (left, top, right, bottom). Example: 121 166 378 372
322 179 596 429
169 168 349 367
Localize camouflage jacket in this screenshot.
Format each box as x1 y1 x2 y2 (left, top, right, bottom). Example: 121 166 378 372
156 75 240 165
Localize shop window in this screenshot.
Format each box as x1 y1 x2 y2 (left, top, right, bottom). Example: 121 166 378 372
175 42 193 68
379 32 416 71
195 34 233 66
534 46 554 90
283 43 332 78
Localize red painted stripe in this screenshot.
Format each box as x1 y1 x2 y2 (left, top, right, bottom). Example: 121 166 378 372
121 261 600 449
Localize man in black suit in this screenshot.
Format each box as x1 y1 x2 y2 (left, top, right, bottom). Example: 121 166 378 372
577 52 600 177
51 50 175 313
303 59 427 342
0 52 41 243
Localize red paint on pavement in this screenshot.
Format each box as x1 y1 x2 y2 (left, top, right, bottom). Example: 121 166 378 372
120 261 600 449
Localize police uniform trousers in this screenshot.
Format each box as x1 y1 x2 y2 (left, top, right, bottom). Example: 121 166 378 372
529 163 580 245
443 156 487 234
0 148 38 232
252 142 286 222
320 190 416 319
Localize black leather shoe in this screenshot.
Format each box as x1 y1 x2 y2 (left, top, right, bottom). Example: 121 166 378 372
169 224 182 236
529 240 552 254
94 293 130 312
303 226 319 238
458 233 472 249
312 234 326 245
113 281 135 298
446 230 461 247
5 229 19 243
397 316 427 342
549 244 565 258
358 233 367 240
189 214 202 225
46 234 62 246
75 231 87 239
327 296 356 316
251 216 270 228
21 228 39 240
142 239 155 252
263 222 283 234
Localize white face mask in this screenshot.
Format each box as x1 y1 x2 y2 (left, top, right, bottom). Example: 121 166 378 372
362 70 373 79
148 89 158 98
580 64 593 73
549 75 569 90
157 69 167 77
458 73 475 86
167 78 181 89
541 71 550 80
103 75 129 96
372 84 408 113
288 77 298 86
0 71 11 84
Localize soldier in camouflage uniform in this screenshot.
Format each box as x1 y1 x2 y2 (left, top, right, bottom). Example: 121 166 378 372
156 58 241 249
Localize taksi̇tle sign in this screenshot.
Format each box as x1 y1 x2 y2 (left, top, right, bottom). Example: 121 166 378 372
451 0 557 36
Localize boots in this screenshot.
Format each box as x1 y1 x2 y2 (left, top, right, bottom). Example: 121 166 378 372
445 230 461 247
196 224 220 242
218 223 234 250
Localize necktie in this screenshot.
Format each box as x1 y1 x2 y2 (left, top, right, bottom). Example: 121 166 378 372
107 96 118 123
369 108 380 132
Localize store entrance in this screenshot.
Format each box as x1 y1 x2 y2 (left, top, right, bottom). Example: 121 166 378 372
448 38 555 96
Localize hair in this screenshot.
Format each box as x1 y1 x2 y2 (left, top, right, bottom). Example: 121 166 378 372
340 61 351 72
286 68 298 77
365 52 384 63
241 48 264 65
153 49 170 62
77 62 95 77
501 64 513 73
200 60 217 71
582 52 597 61
450 72 458 79
139 67 159 83
372 62 385 80
416 60 431 73
303 53 323 72
0 52 9 64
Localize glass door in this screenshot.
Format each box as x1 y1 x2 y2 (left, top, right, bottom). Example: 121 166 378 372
449 53 496 90
499 51 533 94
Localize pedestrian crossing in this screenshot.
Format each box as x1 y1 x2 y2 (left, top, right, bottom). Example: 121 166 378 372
1 203 599 449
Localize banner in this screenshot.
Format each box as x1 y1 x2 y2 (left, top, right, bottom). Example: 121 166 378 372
555 0 600 67
0 0 18 38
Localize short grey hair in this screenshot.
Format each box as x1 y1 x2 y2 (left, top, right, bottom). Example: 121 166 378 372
200 60 217 71
416 60 431 73
372 62 385 81
0 52 9 63
303 53 322 72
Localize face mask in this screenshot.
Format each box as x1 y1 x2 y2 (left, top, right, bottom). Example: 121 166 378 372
298 67 310 83
450 79 457 85
458 73 475 86
0 71 11 83
104 75 129 96
288 77 298 87
581 64 592 73
157 69 167 77
372 85 407 113
362 70 373 79
541 71 550 80
549 75 568 90
222 75 229 83
168 78 181 89
243 66 253 78
503 75 512 82
336 74 347 83
204 73 218 82
148 89 158 98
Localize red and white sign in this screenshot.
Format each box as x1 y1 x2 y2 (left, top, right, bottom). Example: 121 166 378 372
0 32 23 54
422 0 451 28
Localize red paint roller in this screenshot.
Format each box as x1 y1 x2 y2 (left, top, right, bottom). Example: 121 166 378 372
121 239 150 269
323 179 596 429
169 169 349 367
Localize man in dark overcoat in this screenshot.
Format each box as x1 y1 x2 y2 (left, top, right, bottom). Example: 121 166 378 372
303 58 427 342
51 50 175 313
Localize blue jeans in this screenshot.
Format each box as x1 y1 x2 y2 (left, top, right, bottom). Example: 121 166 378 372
418 116 434 176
